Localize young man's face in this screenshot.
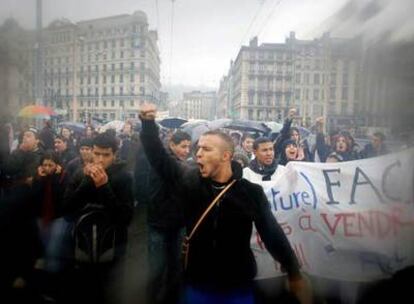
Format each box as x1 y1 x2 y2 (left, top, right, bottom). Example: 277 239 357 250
22 131 39 151
54 138 67 153
170 140 191 161
42 159 57 175
196 135 229 179
79 146 93 163
254 142 274 166
92 145 115 169
372 135 382 150
242 137 254 153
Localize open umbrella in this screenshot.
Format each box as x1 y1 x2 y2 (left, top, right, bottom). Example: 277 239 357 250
58 122 86 134
208 119 270 134
100 120 125 133
158 117 188 129
18 105 57 119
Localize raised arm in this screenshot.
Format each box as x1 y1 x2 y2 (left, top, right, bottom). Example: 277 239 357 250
138 103 186 185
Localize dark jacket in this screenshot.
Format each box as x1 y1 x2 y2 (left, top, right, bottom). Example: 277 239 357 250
146 149 187 231
360 143 389 159
58 148 77 168
3 147 44 180
140 119 300 290
65 157 83 182
32 171 68 222
62 162 133 225
39 126 55 151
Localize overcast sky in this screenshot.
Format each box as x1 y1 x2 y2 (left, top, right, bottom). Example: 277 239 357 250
1 0 353 88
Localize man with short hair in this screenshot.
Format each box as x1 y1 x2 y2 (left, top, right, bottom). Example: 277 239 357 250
139 103 311 304
243 137 286 183
62 133 134 303
361 132 389 158
65 138 94 181
4 128 44 183
146 130 192 304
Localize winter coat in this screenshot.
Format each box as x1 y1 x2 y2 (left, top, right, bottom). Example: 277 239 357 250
140 119 300 291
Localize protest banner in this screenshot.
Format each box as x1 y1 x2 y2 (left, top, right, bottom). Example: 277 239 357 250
250 148 414 282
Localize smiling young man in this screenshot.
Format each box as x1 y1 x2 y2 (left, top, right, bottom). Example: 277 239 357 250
139 103 311 304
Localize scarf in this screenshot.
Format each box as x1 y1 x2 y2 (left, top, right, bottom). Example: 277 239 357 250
248 158 278 181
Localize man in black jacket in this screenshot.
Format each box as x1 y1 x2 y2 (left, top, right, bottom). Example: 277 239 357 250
139 103 311 304
62 132 133 303
146 130 191 304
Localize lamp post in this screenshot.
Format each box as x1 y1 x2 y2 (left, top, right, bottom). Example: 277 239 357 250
72 36 84 122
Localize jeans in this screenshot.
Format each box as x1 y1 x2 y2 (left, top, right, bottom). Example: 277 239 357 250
38 217 74 273
147 226 185 304
182 285 254 304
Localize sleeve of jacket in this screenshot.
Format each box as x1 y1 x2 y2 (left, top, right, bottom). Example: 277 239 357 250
253 186 301 278
315 132 330 162
274 118 292 155
95 172 134 225
140 119 186 186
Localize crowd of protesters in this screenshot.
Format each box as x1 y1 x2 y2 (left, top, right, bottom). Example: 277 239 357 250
0 106 411 304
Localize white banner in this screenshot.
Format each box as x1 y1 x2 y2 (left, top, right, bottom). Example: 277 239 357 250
250 148 414 282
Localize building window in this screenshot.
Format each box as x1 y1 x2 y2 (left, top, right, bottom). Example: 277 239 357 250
295 89 300 100
342 87 348 100
87 100 91 107
95 88 99 96
110 113 115 120
103 100 107 107
120 100 124 107
111 100 115 107
80 100 84 107
111 75 115 83
313 89 319 100
103 76 107 84
130 100 134 107
120 63 123 70
120 74 123 83
330 88 336 99
111 87 115 96
314 74 320 84
111 64 115 71
330 73 336 85
120 87 123 96
103 87 107 96
120 51 124 59
95 100 99 107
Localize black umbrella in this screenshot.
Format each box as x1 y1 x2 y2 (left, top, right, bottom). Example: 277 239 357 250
158 117 188 129
207 119 271 134
58 121 86 134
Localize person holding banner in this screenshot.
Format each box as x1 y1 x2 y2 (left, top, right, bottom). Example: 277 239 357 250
243 137 286 183
139 103 312 304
